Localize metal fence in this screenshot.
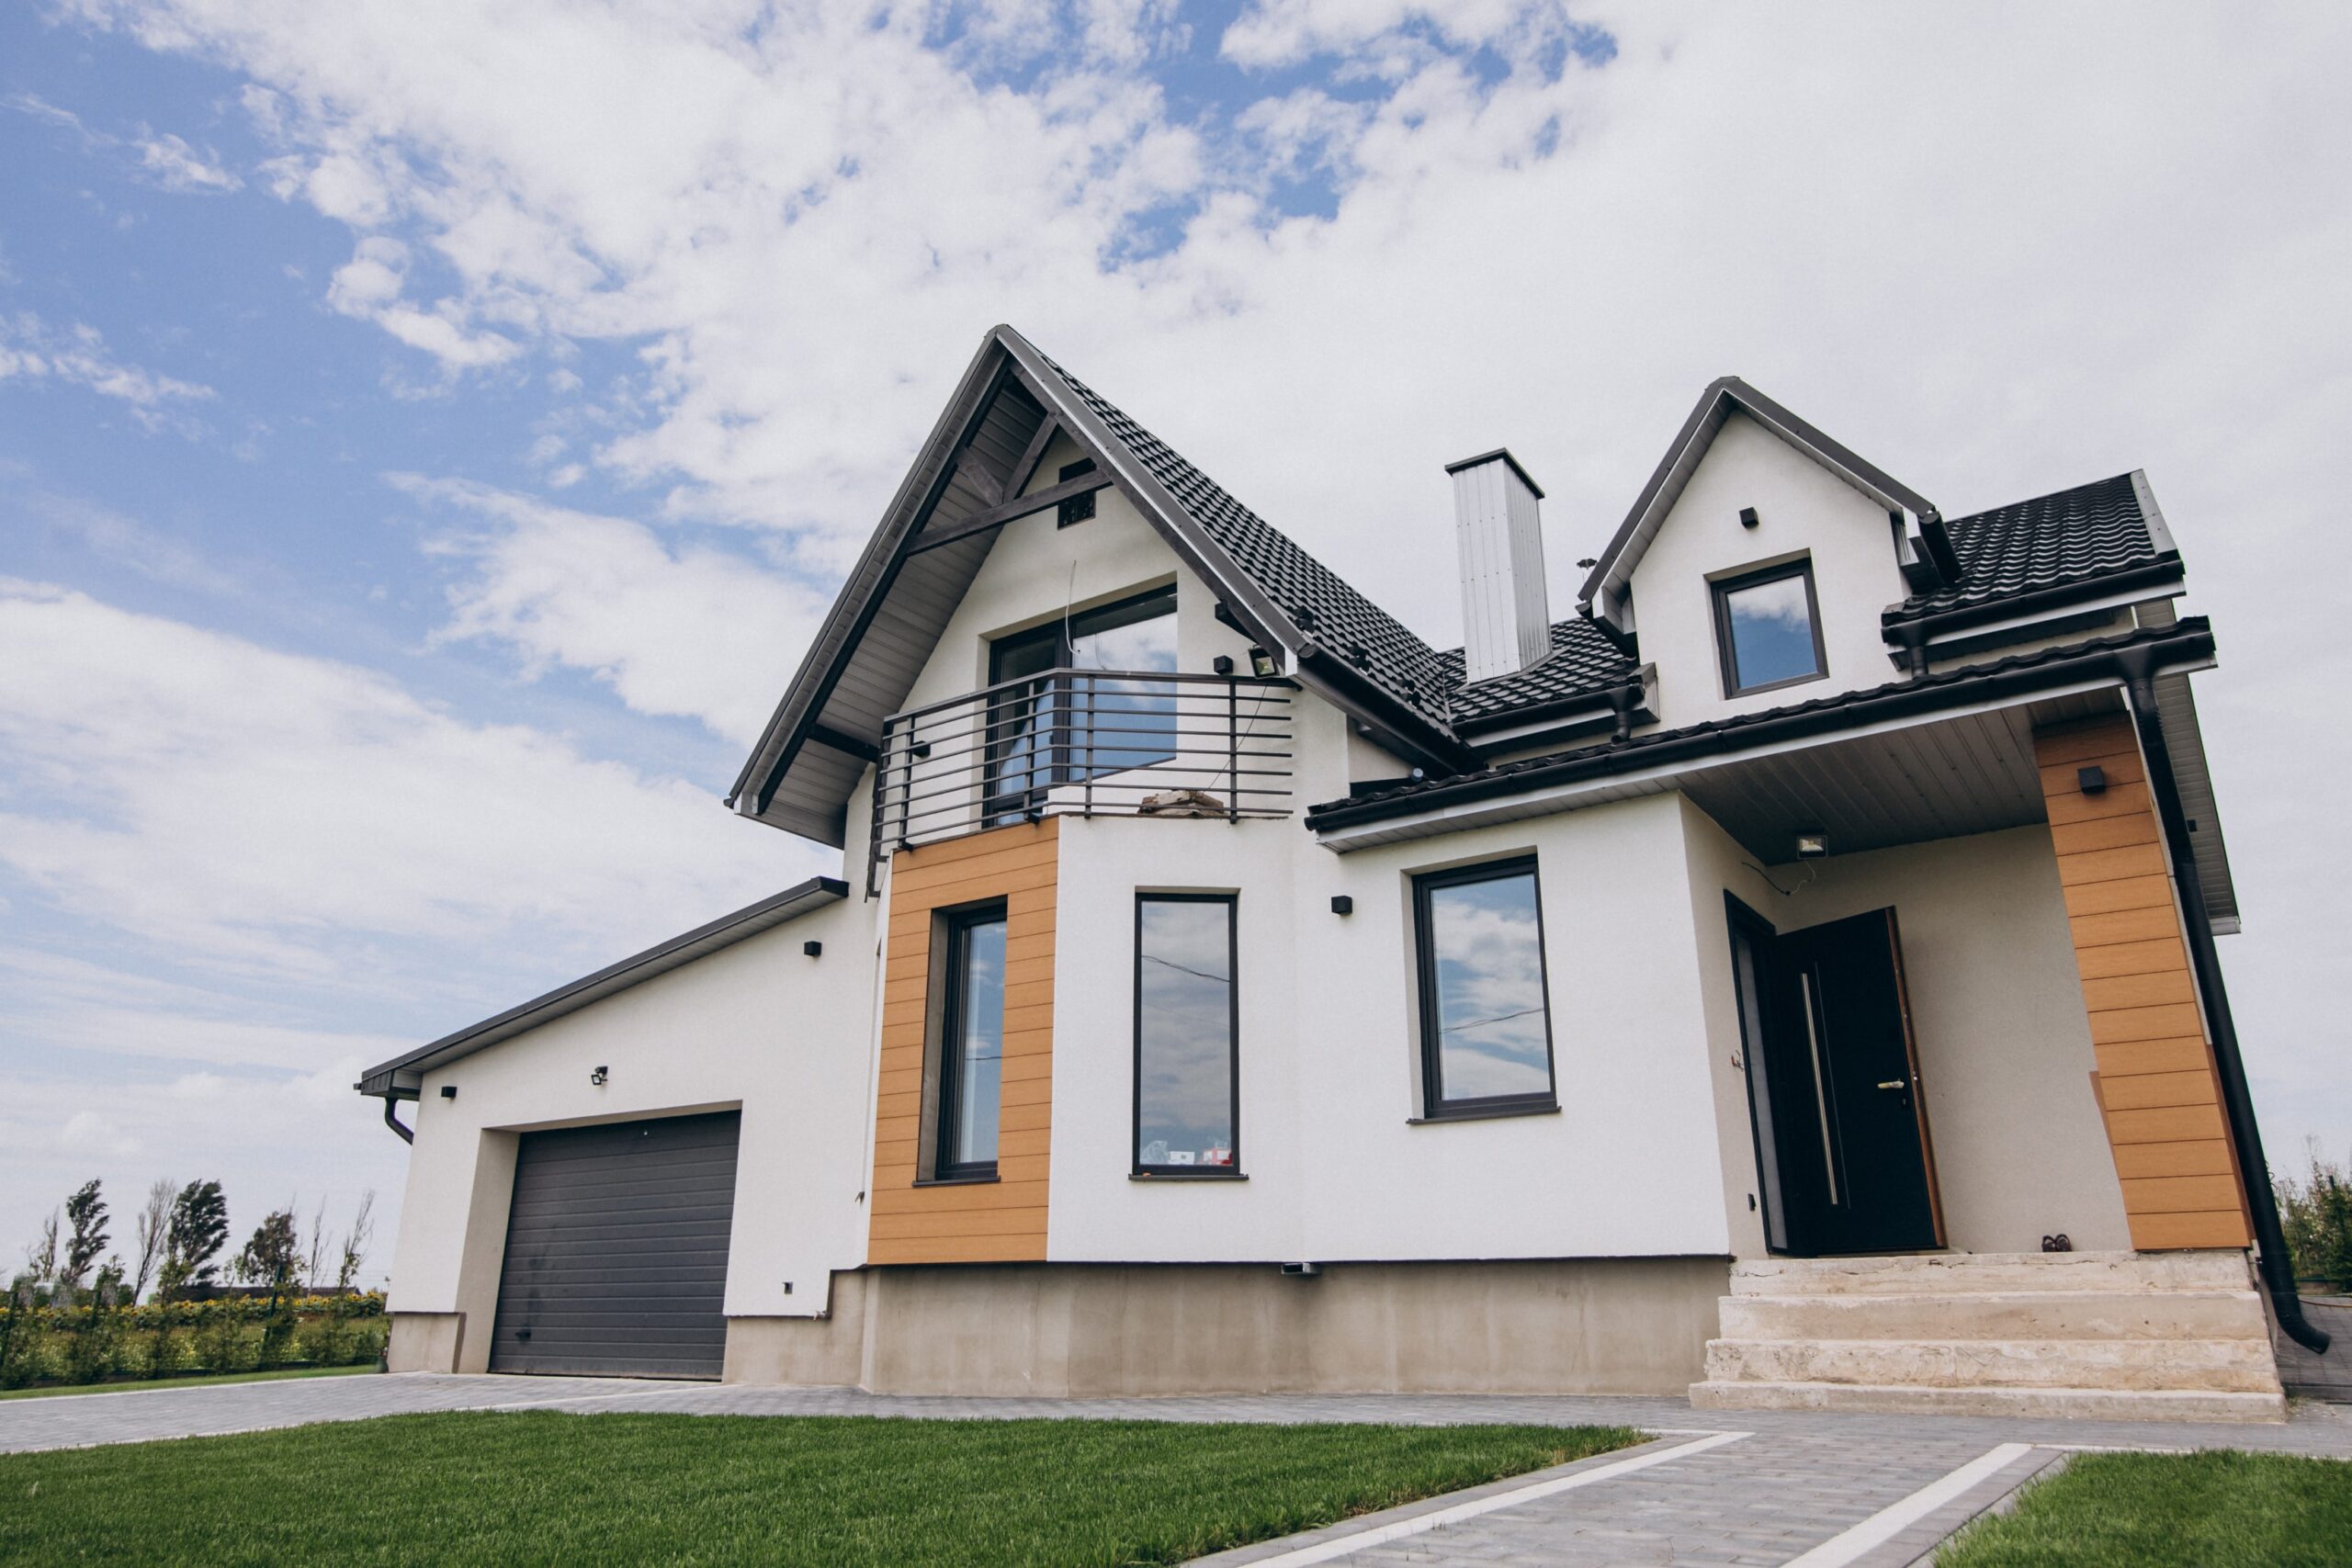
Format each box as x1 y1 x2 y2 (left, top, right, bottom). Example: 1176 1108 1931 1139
869 668 1295 878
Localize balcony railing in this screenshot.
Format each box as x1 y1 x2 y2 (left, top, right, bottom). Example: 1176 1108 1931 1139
868 668 1295 882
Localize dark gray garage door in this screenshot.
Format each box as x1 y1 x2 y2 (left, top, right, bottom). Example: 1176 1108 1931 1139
488 1110 741 1379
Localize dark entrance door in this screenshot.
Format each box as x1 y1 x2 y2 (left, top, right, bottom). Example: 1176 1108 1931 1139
489 1111 741 1378
1727 901 1942 1257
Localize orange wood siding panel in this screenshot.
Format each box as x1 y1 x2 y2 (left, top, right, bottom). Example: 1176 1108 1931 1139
868 818 1057 1265
2036 716 2250 1250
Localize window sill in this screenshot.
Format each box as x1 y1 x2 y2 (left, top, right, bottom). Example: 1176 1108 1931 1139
914 1170 1000 1188
1724 669 1828 700
1129 1170 1248 1181
1408 1101 1560 1125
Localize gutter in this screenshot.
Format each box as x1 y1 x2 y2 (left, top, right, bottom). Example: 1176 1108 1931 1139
382 1094 414 1145
1308 621 2215 834
2118 647 2329 1355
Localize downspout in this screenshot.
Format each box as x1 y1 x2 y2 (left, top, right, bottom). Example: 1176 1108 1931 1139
2120 649 2328 1353
382 1096 415 1145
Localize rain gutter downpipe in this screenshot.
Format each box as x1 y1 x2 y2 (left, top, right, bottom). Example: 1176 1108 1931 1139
382 1094 415 1145
2120 647 2327 1354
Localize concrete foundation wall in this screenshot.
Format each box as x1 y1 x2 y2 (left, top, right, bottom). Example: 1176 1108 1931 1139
387 1312 464 1373
722 1257 1726 1397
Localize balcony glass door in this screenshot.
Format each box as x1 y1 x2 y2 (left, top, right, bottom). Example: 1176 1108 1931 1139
985 587 1177 820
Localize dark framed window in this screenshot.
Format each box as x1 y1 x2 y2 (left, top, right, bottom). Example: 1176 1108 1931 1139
1413 856 1557 1119
933 902 1008 1181
1134 894 1240 1176
1056 458 1098 526
1713 558 1827 696
984 585 1179 819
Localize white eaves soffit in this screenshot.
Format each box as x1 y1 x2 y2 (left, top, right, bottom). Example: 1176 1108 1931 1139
1577 377 1939 629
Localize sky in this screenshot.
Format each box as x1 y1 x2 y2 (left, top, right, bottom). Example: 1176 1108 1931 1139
3 1 2349 1284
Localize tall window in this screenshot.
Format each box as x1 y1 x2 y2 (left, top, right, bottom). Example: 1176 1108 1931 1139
1713 559 1826 696
1134 895 1239 1175
1413 857 1556 1118
985 585 1179 818
934 904 1007 1179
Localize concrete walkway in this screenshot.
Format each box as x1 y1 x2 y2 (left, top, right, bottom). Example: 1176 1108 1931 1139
4 1375 2348 1564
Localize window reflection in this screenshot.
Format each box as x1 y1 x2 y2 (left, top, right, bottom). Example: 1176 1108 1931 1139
1719 567 1823 693
938 910 1005 1175
1136 896 1237 1171
1417 861 1555 1111
987 588 1179 818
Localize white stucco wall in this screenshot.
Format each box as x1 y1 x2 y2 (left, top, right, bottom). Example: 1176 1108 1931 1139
1624 412 1913 728
1677 803 2132 1256
385 894 878 1326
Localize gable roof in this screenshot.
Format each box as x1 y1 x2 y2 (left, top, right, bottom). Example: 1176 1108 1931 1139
1885 469 2179 626
729 324 1476 844
1576 376 1940 625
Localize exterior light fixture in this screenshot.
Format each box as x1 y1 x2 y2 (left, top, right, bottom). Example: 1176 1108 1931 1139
803 940 823 957
439 1085 458 1100
2077 765 2108 795
1738 506 1760 528
1329 895 1354 916
590 1065 608 1086
1211 654 1235 675
1794 831 1829 859
1248 646 1278 679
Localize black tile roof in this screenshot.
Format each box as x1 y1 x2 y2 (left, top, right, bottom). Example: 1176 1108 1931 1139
1893 472 2169 620
1035 351 1458 728
1308 618 2212 826
1441 617 1639 726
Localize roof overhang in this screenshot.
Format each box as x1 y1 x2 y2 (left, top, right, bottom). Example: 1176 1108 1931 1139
1307 620 2217 852
355 876 847 1099
1577 377 1942 630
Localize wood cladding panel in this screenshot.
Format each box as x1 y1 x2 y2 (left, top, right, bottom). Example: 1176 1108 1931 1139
2035 716 2249 1250
868 818 1057 1266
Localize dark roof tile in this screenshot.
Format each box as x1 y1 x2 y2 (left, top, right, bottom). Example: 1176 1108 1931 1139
1896 472 2165 619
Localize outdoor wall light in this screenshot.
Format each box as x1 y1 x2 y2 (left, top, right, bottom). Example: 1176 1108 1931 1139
590 1065 608 1086
803 940 823 957
1248 646 1278 679
2077 765 2108 795
1329 895 1354 916
1211 654 1235 675
1738 506 1760 529
1794 831 1829 859
439 1085 457 1100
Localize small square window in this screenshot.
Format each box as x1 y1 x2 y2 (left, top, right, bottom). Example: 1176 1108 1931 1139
1057 459 1097 527
1713 560 1826 696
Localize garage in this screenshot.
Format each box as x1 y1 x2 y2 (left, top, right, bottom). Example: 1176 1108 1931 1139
488 1110 741 1379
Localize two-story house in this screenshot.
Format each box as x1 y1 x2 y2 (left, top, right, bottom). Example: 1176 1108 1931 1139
358 324 2321 1419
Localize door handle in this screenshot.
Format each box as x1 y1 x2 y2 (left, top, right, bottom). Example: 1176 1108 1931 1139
1876 1079 1906 1090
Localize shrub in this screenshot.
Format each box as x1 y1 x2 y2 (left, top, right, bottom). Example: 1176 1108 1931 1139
2275 1145 2352 1294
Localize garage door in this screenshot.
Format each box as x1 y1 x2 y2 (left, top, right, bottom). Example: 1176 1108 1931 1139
488 1110 741 1378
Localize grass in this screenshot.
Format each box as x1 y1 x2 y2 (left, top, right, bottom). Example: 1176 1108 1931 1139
0 1410 1640 1566
0 1365 376 1401
1939 1450 2352 1567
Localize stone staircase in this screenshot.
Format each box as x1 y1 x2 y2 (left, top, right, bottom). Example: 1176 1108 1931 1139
1690 1250 2285 1422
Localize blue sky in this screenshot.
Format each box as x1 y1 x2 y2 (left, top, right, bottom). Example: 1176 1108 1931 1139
4 1 2350 1280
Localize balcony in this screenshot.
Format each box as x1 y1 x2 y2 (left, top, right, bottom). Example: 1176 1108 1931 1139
868 669 1295 874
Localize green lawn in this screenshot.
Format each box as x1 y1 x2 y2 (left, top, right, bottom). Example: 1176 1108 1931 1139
0 1364 375 1401
0 1410 1640 1566
1939 1450 2352 1568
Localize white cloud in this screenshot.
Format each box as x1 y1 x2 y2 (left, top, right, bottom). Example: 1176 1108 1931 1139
0 311 215 429
0 579 821 986
401 476 825 745
134 130 242 191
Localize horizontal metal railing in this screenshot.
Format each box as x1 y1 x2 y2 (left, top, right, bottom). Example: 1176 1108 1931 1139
868 668 1295 879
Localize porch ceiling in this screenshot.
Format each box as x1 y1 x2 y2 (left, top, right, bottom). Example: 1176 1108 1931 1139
1679 689 2120 863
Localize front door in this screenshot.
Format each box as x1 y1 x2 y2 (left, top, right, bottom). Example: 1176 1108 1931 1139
1728 900 1943 1257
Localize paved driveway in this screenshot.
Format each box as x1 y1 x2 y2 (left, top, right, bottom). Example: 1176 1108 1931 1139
5 1377 2349 1564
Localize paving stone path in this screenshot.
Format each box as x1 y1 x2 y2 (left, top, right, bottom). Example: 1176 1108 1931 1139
4 1374 2348 1564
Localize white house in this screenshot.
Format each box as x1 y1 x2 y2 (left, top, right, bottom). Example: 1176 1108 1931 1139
359 325 2320 1419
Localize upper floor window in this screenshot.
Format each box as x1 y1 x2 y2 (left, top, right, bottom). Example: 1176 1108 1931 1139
986 586 1179 818
1412 856 1557 1119
1134 894 1239 1176
933 902 1007 1180
1713 559 1826 696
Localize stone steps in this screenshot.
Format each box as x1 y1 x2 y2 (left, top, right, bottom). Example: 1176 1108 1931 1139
1690 1249 2287 1421
1719 1289 2267 1343
1690 1379 2287 1423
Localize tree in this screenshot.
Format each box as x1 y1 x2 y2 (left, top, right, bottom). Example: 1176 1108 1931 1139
301 1198 330 1295
59 1181 108 1305
334 1192 376 1293
132 1177 175 1305
160 1179 229 1300
237 1209 302 1365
